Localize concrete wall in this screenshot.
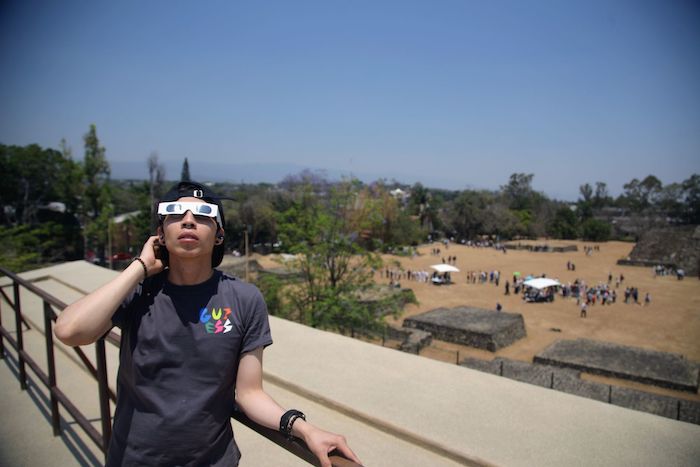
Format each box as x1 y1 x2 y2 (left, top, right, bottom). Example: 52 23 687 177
403 308 526 352
552 371 610 403
461 357 700 425
610 387 680 420
459 357 502 376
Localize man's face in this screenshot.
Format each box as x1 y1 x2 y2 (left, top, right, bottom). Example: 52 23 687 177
158 197 223 260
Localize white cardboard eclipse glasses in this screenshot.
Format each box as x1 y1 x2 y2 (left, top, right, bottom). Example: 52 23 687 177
157 201 222 225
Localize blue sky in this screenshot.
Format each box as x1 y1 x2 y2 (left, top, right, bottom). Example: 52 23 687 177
1 0 698 201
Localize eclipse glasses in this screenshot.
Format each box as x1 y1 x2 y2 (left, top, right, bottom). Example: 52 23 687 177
157 201 222 225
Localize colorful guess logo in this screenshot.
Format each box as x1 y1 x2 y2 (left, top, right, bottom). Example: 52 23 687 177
199 307 233 334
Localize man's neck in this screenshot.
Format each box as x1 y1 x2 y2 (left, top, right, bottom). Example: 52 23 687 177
166 258 214 286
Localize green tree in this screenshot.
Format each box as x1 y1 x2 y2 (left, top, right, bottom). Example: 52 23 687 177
445 190 490 239
82 124 111 262
657 182 684 221
148 152 166 224
528 191 554 238
680 174 700 224
58 138 85 216
109 180 156 253
238 194 277 247
407 182 437 231
579 183 593 203
335 181 423 252
497 173 555 238
577 183 594 221
547 206 579 239
181 157 191 182
621 175 663 212
501 173 535 211
481 203 521 239
0 143 83 226
580 218 611 241
275 181 392 334
593 182 611 208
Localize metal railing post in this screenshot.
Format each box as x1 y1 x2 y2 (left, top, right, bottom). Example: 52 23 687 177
96 339 112 459
13 282 27 390
0 293 5 359
44 301 61 436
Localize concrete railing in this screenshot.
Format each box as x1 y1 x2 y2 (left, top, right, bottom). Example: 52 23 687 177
0 265 359 467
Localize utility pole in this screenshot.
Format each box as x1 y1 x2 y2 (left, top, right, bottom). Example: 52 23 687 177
108 209 113 270
244 226 250 282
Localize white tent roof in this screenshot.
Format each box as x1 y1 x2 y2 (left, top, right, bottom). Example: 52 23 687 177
523 278 561 289
430 264 460 273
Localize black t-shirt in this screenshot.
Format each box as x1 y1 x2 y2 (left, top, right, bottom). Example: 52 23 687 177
107 270 272 466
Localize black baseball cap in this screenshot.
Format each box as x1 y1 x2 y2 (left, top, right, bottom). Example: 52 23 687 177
158 181 227 267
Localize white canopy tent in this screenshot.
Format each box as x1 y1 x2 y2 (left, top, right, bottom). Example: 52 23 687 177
430 264 460 273
523 278 561 290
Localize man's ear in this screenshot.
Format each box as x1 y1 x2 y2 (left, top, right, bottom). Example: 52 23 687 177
156 226 165 245
215 227 225 245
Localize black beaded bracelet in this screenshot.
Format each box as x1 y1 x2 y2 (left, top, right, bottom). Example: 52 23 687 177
132 257 148 280
279 409 306 440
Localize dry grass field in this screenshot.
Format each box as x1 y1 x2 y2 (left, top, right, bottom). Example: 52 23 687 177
382 240 700 400
256 239 700 401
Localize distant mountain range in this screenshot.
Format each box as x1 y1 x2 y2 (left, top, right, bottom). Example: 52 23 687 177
110 159 577 201
111 160 315 184
109 159 466 191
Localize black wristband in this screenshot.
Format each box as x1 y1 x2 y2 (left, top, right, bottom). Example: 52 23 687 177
280 409 306 440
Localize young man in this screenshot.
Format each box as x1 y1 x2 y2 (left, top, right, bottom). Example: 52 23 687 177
55 182 360 467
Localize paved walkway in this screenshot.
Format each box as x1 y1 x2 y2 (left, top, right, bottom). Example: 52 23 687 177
0 351 104 467
2 261 700 466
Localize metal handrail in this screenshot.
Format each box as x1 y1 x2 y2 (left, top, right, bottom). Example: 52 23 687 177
0 265 360 467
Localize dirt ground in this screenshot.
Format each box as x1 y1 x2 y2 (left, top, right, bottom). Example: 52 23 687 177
255 240 700 400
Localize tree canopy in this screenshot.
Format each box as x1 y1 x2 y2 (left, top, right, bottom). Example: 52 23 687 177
269 180 399 334
2 132 698 275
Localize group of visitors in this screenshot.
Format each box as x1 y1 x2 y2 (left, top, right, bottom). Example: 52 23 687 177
465 270 501 285
623 287 651 305
571 278 651 317
574 282 618 306
380 267 409 287
380 267 457 285
494 263 653 318
653 264 675 277
459 239 509 253
583 245 600 256
652 264 686 280
409 269 436 283
505 277 529 295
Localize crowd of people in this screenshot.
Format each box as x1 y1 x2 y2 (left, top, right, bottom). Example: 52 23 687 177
379 267 451 285
459 239 509 253
465 270 501 285
490 263 655 317
378 244 660 319
547 265 651 317
653 264 686 280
